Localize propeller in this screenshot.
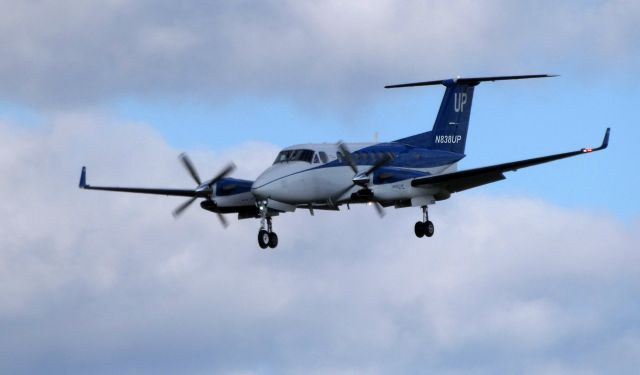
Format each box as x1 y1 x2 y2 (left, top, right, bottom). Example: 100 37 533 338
338 142 358 174
333 142 392 217
172 153 236 225
180 152 202 185
370 201 386 217
173 196 198 217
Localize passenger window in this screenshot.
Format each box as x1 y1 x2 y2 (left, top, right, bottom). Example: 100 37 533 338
313 154 320 164
319 151 328 163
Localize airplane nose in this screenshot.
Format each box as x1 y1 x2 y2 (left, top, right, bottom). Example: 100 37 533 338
252 166 286 199
251 175 272 198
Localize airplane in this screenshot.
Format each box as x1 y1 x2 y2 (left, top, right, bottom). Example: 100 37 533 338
79 74 610 249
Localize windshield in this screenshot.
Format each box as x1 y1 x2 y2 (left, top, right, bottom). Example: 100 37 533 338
273 149 315 164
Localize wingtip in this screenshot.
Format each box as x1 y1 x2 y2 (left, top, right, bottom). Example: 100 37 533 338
601 127 610 149
582 128 610 153
79 166 87 188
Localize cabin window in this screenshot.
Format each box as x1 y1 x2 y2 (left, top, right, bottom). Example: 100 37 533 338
319 151 328 163
313 153 320 164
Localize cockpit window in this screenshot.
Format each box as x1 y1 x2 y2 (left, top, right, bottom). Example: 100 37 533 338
273 149 315 164
319 151 328 163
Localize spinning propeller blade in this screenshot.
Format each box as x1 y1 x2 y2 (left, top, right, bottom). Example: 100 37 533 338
337 142 358 174
364 154 392 176
372 201 385 218
206 162 236 188
217 212 229 228
331 183 356 204
179 153 202 185
173 196 197 218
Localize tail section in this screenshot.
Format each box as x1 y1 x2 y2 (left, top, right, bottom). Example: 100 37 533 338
429 80 475 154
389 74 556 154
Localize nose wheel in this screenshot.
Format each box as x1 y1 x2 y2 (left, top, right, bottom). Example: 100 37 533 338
414 205 434 238
258 229 278 249
258 213 279 249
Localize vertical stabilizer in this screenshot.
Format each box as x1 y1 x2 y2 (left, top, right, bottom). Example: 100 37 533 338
428 80 476 154
388 74 556 154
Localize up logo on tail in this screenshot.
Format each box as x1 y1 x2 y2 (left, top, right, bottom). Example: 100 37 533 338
454 92 467 112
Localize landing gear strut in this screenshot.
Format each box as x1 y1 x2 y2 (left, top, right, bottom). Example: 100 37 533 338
414 205 434 238
258 203 278 249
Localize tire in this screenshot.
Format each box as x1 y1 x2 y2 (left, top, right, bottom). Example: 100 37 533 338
425 221 435 237
258 230 270 249
268 232 279 248
414 222 425 238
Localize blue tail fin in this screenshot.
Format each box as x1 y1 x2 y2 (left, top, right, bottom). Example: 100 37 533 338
428 80 475 154
389 74 556 154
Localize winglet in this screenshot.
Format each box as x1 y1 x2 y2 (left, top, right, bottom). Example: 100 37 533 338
600 127 610 150
79 167 87 188
581 128 610 153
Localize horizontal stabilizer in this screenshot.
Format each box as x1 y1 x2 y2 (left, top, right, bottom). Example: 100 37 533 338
385 74 557 89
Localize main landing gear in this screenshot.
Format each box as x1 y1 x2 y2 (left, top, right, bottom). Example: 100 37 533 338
414 205 435 238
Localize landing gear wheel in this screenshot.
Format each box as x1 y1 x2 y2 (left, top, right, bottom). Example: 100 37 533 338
414 222 425 238
425 221 435 237
258 230 270 249
268 232 278 248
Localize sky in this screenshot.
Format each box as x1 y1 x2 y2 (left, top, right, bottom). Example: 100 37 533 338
0 1 639 374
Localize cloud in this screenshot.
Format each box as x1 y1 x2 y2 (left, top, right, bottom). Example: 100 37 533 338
0 0 638 108
0 117 638 374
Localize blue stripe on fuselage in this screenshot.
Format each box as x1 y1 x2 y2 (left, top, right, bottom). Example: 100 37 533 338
252 143 464 189
317 142 464 171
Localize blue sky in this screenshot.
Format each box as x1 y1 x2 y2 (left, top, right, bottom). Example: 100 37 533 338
0 1 639 374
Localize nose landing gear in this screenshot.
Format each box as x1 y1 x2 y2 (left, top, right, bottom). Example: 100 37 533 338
414 205 434 238
257 202 279 249
258 229 278 248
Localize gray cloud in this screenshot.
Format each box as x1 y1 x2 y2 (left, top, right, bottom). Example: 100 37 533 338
0 0 638 108
0 117 638 374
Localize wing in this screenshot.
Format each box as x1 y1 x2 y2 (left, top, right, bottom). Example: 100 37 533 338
412 128 610 193
78 167 201 197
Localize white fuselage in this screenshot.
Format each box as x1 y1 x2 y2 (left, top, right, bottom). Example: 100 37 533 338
249 142 456 207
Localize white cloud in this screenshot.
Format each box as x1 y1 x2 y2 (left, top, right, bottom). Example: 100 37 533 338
0 117 638 374
0 0 637 108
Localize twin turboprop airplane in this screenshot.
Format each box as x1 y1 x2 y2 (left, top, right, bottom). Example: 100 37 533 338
79 74 610 249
